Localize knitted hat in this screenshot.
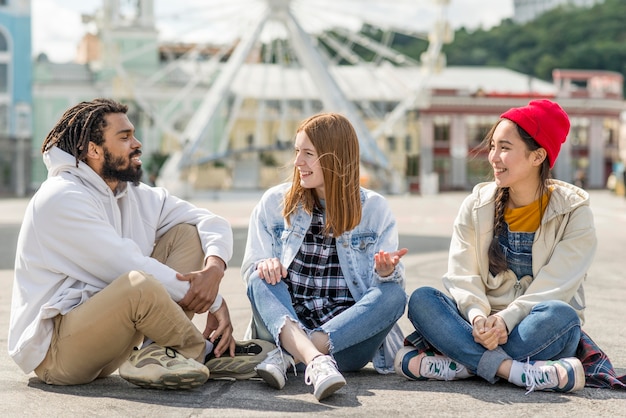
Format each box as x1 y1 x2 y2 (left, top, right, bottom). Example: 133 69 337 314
500 100 570 168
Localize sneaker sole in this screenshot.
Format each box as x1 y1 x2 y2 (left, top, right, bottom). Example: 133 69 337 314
206 356 260 380
557 357 586 392
120 369 209 390
255 365 286 389
314 375 346 401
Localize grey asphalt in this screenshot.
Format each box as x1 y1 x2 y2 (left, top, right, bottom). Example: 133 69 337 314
1 190 625 417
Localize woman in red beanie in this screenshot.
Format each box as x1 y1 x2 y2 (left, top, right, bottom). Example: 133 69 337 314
396 100 597 393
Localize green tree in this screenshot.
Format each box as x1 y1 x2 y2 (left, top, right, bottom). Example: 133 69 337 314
441 0 626 93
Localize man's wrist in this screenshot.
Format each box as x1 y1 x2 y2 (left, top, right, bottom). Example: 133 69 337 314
205 255 227 271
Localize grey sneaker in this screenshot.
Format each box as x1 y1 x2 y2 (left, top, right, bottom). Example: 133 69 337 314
522 357 585 394
205 339 275 380
304 355 346 401
395 347 473 381
119 344 209 390
255 347 296 389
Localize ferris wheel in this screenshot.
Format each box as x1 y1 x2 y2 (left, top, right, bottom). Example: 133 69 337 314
98 0 452 194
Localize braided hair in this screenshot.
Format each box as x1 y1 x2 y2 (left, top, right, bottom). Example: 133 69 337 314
41 98 129 167
484 121 552 276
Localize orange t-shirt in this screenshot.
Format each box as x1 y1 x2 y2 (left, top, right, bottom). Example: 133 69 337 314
504 192 551 232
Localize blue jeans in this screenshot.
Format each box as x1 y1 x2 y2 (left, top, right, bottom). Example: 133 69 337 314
405 287 581 383
247 273 406 372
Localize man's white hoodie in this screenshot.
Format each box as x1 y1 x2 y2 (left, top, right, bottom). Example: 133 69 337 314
8 147 233 373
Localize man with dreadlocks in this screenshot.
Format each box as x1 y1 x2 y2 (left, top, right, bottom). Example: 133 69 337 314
8 98 273 390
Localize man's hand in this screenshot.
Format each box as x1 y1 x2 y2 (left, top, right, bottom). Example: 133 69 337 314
203 299 236 357
177 256 226 314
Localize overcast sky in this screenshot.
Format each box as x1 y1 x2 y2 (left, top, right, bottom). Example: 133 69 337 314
31 0 514 63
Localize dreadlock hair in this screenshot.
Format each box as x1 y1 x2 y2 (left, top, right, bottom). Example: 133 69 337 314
41 98 129 167
483 120 552 276
283 113 361 237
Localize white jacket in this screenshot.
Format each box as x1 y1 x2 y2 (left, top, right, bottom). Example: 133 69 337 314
443 180 597 333
9 147 233 373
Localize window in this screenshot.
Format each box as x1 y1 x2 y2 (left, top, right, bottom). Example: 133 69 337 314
0 104 7 135
405 155 419 177
14 102 31 137
569 117 589 148
119 0 140 21
433 116 451 142
0 63 7 93
0 31 8 94
288 100 302 113
310 100 323 113
466 115 497 149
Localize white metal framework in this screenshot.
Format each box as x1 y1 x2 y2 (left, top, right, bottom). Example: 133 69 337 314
94 0 451 193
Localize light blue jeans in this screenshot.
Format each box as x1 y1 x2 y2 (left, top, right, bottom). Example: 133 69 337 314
247 274 406 372
405 287 581 383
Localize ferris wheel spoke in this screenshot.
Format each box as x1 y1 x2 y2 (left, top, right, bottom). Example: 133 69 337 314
317 32 362 65
334 27 419 66
213 92 246 159
101 0 451 193
178 8 271 166
273 40 293 143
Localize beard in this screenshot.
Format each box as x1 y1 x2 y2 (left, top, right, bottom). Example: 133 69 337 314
101 147 143 186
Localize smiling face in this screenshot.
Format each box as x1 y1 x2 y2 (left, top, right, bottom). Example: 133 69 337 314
489 119 546 201
87 112 143 190
294 130 325 199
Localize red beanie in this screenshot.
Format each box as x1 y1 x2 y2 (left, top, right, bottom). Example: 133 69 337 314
500 100 570 168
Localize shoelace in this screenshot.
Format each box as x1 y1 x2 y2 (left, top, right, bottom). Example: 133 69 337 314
263 348 297 377
304 356 337 386
523 360 557 394
164 347 178 359
422 356 457 381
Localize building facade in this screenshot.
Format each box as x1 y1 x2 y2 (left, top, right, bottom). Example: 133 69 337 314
25 0 626 196
0 0 31 196
418 68 623 192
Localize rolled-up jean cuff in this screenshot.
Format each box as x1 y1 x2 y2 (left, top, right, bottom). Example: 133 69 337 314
405 331 432 352
477 347 511 384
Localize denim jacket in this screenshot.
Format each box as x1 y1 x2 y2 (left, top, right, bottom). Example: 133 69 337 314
241 183 406 373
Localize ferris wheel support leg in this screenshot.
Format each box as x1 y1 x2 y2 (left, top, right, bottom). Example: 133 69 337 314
282 9 400 191
157 9 272 194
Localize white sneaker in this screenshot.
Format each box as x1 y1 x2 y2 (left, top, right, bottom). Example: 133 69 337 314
522 357 585 394
304 355 346 401
395 347 473 381
255 347 296 389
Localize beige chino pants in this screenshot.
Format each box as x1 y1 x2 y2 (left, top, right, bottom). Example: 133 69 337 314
34 224 207 385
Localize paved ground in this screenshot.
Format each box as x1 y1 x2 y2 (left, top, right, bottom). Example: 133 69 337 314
1 190 625 417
